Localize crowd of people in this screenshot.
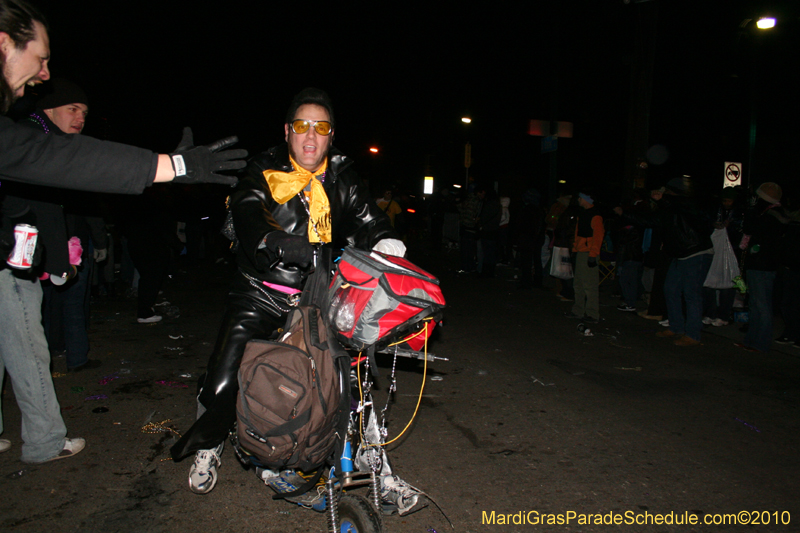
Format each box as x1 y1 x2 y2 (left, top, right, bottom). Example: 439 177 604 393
445 175 799 354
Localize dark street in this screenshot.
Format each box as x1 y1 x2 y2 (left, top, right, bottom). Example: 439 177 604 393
1 246 798 533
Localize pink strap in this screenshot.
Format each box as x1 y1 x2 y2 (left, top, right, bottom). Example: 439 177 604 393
262 281 301 295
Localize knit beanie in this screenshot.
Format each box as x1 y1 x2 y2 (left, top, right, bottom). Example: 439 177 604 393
37 79 88 110
756 182 782 204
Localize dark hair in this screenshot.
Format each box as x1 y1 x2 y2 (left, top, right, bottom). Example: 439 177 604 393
285 87 335 127
0 0 47 114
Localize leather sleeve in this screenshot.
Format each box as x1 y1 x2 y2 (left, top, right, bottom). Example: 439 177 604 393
229 174 284 270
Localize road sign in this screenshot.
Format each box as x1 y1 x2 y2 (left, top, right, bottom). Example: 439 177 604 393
541 135 558 154
724 161 742 188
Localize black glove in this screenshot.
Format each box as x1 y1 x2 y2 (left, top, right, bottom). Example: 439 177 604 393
169 127 248 186
587 256 598 268
259 231 314 269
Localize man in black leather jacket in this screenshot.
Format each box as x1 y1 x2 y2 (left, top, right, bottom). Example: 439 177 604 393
171 89 425 514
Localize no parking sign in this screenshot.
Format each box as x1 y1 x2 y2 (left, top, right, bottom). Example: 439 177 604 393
724 162 742 188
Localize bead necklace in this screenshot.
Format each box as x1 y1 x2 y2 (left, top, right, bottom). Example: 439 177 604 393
27 112 50 134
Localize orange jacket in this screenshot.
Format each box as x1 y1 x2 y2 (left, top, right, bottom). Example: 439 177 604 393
572 214 604 257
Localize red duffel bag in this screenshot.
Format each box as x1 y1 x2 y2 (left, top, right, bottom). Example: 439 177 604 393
327 246 445 351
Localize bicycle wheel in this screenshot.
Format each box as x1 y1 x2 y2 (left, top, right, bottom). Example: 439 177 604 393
338 494 382 533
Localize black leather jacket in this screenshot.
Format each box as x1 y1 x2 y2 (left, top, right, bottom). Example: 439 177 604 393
231 144 396 287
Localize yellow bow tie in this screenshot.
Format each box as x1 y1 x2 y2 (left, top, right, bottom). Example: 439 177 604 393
262 156 331 243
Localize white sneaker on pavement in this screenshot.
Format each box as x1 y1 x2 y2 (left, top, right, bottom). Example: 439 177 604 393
711 318 729 327
0 439 11 453
32 438 86 463
189 443 223 494
380 474 429 516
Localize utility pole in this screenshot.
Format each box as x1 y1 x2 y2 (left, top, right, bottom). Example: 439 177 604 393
623 0 658 189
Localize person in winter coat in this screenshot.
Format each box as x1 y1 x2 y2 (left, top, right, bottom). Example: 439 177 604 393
702 187 744 326
736 182 787 353
567 190 604 322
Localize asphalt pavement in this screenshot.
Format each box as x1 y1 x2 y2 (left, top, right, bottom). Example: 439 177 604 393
1 247 798 533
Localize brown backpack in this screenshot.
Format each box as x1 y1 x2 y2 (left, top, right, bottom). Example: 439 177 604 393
236 305 348 472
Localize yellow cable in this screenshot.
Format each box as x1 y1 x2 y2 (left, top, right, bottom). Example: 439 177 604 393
356 318 433 448
377 321 429 447
357 350 364 448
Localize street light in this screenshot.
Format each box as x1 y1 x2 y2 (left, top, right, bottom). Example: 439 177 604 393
756 17 776 29
738 16 776 189
461 117 471 187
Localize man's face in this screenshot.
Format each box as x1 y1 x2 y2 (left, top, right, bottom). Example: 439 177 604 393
1 21 50 99
45 103 88 134
285 104 333 173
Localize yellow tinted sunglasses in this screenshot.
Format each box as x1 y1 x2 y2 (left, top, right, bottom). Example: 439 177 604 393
290 119 333 136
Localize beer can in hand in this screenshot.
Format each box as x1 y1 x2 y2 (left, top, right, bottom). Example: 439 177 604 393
7 224 38 269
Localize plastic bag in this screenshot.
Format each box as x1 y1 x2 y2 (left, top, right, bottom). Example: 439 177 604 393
704 228 740 289
549 246 574 280
541 234 551 268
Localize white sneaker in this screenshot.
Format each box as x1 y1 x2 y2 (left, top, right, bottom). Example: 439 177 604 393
37 438 85 463
711 318 729 327
189 443 223 494
702 316 713 325
380 474 428 516
255 466 280 483
0 439 11 453
138 315 163 324
659 319 670 327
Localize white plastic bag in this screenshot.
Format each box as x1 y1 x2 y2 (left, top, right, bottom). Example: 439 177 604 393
704 228 740 289
549 246 573 280
541 234 551 268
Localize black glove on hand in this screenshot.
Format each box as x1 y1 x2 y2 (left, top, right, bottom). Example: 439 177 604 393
170 127 248 186
261 231 314 269
587 256 598 268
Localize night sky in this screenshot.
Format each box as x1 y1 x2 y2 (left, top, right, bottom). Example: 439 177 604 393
29 0 800 201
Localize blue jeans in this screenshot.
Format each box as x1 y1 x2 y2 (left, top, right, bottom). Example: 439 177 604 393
618 260 643 307
744 270 776 353
0 269 67 462
664 254 712 341
43 261 93 369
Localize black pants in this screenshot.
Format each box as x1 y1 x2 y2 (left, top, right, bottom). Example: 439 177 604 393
171 271 292 460
125 234 168 318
